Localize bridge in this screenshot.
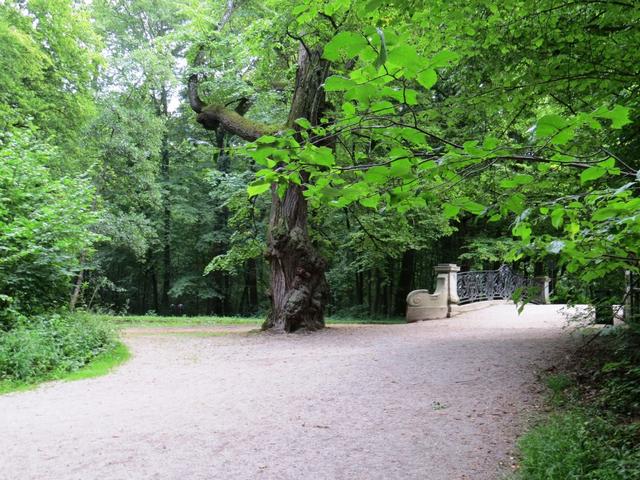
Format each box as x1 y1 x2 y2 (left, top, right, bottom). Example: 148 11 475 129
406 263 552 322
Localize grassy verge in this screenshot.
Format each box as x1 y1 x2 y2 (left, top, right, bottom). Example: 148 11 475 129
513 329 640 479
0 341 130 395
88 313 406 328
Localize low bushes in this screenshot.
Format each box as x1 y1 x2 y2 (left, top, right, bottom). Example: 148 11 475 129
518 410 640 480
0 313 115 382
515 331 640 480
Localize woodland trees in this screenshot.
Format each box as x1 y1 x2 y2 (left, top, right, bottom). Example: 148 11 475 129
0 0 637 331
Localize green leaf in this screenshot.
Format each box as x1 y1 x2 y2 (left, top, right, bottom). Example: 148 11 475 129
483 136 499 150
256 135 277 144
359 194 380 209
323 32 368 61
580 166 606 183
550 208 564 229
594 105 632 129
536 114 567 137
416 68 437 89
389 146 411 159
247 181 271 198
371 100 395 115
499 174 534 188
364 166 389 184
456 198 486 215
390 158 413 177
366 0 385 11
428 50 459 68
387 44 423 77
324 75 353 91
591 207 617 221
295 118 312 130
443 203 460 218
463 140 483 156
504 193 526 214
513 223 532 242
300 146 335 167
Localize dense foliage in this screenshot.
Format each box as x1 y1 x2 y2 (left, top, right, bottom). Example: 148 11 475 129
517 332 640 479
0 314 114 382
1 0 638 472
0 0 638 335
0 129 98 328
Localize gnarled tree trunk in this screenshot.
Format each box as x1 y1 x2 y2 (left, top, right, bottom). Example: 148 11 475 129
189 28 331 331
262 46 330 332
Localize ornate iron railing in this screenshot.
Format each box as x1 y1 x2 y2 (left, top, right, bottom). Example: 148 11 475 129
456 265 536 305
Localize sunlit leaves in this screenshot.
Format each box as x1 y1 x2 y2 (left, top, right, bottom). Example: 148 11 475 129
417 69 437 89
499 174 534 189
323 31 367 61
580 166 607 184
443 198 485 218
324 75 354 91
247 181 271 198
593 105 632 129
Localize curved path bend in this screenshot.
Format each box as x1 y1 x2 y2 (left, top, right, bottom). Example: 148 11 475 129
0 304 579 480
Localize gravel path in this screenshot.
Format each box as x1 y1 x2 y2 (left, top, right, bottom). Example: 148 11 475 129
0 304 580 480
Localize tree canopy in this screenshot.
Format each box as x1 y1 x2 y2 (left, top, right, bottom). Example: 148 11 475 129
0 0 637 328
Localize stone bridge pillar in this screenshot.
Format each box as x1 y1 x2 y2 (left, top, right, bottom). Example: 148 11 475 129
406 264 460 322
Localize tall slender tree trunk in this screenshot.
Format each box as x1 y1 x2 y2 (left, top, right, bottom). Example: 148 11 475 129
69 251 86 310
355 271 364 305
262 46 330 332
151 266 159 314
159 86 172 314
394 249 416 316
244 258 258 313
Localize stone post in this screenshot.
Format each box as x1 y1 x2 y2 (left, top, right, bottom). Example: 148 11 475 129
534 276 550 304
436 263 460 308
406 263 460 322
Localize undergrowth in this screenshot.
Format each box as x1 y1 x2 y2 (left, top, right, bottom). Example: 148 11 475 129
514 328 640 479
0 313 118 388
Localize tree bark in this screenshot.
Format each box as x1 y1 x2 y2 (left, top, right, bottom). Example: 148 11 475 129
262 46 331 332
159 86 171 315
394 249 416 316
190 38 331 331
69 268 84 310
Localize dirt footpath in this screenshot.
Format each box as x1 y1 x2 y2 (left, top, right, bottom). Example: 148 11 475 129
0 305 580 480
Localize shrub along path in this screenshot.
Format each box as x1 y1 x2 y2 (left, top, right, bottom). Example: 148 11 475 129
0 305 579 480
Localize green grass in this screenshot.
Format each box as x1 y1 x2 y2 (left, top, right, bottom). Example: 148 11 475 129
513 333 640 479
0 341 130 395
63 341 130 381
545 373 575 406
515 410 640 480
327 316 406 325
88 314 262 328
125 330 253 337
88 313 406 328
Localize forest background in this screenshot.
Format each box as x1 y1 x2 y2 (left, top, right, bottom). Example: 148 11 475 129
1 2 640 477
3 0 638 323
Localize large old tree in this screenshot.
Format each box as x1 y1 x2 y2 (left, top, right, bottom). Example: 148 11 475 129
188 2 332 332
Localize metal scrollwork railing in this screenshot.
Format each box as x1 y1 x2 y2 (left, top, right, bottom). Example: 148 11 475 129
456 265 536 305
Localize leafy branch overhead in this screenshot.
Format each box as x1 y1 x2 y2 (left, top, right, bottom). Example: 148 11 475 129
242 0 639 287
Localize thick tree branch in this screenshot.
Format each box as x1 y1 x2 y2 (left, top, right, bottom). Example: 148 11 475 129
196 104 278 141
